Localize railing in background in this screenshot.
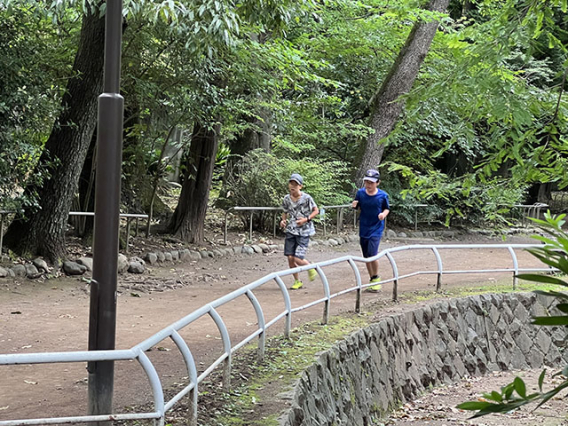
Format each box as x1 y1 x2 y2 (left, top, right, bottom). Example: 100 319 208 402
320 204 355 237
513 203 549 226
223 206 283 244
0 243 554 426
222 205 358 243
222 204 435 241
1 203 550 255
68 212 149 253
0 211 149 255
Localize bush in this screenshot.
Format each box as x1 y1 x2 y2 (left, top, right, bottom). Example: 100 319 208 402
217 149 352 230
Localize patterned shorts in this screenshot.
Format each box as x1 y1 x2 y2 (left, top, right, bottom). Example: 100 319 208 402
284 233 310 259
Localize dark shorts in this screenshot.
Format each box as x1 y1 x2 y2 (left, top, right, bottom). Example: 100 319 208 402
284 233 310 259
360 236 382 258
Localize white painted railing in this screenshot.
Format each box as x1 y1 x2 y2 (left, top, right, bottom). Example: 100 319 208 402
0 243 553 426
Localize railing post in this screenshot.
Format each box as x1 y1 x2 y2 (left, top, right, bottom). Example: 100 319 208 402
336 208 340 234
274 276 292 338
273 211 277 238
353 208 356 230
317 266 330 325
249 211 253 242
224 210 229 244
348 259 362 313
508 246 519 289
0 212 4 255
245 289 266 361
135 217 139 237
209 308 232 391
137 352 165 426
432 247 443 292
125 217 131 254
385 252 399 302
415 206 418 231
170 331 198 426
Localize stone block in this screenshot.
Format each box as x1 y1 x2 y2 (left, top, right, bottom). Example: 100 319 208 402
144 252 158 265
189 251 201 260
11 264 26 277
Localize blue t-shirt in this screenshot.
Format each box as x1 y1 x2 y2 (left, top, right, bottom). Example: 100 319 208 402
354 188 390 238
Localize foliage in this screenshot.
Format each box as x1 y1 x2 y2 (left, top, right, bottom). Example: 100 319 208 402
0 6 71 212
2 0 568 248
217 149 352 211
457 212 568 418
380 0 568 224
212 142 232 182
386 162 528 226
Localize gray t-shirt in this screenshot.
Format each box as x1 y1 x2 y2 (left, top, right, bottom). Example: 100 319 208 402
282 192 317 236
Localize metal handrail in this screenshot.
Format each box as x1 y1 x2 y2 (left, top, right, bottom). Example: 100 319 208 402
513 203 549 225
0 211 150 255
0 243 554 426
68 211 150 253
320 204 352 237
223 206 282 243
222 204 437 241
222 204 356 242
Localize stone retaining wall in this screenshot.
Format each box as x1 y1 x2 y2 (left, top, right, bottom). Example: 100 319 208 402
280 293 567 426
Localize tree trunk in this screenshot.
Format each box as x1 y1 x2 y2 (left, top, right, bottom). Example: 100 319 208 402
76 129 98 239
527 183 553 205
167 121 220 243
354 0 450 188
3 7 105 262
231 108 271 156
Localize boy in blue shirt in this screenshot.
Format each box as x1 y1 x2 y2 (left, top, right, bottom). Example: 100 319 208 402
280 173 319 290
352 169 390 292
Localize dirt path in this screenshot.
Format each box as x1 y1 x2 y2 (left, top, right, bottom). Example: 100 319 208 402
0 234 548 422
385 369 568 426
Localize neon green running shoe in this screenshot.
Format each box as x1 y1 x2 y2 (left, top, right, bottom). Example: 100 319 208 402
366 276 382 292
308 269 318 282
291 280 304 290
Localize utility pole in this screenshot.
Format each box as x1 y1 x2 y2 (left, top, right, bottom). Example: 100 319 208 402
87 0 124 422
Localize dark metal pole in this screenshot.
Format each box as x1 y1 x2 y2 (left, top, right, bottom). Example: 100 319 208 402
87 0 124 422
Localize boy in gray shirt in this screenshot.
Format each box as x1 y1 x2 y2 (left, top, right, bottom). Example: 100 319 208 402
280 173 319 289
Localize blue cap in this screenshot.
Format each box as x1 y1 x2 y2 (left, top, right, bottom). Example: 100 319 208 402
363 169 380 182
289 173 304 185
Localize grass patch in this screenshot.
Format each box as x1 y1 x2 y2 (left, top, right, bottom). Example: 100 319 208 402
397 277 566 304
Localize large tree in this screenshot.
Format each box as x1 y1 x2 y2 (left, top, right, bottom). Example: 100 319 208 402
3 5 105 262
167 121 220 242
354 0 450 187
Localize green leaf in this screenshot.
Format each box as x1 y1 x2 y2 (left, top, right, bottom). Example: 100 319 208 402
535 381 568 410
533 290 568 301
456 401 493 411
538 369 546 392
488 391 503 402
532 316 568 326
515 274 567 286
514 377 526 398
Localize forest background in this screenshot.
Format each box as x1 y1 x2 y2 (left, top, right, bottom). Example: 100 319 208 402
0 0 567 263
